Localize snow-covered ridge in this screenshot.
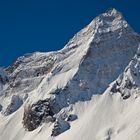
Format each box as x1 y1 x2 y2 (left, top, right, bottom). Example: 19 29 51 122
0 8 140 140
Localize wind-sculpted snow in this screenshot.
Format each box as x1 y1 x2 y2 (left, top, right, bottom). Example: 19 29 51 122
0 8 140 140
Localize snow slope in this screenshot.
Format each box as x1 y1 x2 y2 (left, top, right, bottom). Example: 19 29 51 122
0 8 140 140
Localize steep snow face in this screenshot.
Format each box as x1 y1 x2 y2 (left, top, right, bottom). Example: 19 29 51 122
43 8 140 110
0 8 140 140
55 45 140 140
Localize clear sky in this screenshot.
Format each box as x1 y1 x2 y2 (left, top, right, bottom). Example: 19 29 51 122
0 0 140 67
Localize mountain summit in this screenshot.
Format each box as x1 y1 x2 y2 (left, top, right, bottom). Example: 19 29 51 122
0 8 140 140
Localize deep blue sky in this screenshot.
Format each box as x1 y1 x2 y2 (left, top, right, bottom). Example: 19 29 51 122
0 0 140 67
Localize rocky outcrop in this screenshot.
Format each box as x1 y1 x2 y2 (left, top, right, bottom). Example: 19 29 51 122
51 119 70 136
23 99 54 131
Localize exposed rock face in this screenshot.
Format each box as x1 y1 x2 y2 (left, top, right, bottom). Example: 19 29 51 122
0 68 9 93
51 119 70 136
5 53 56 95
0 104 2 112
67 114 78 122
23 99 54 131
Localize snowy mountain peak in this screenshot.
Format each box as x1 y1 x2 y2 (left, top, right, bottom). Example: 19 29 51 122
1 8 140 140
64 8 133 52
89 8 129 35
104 8 122 17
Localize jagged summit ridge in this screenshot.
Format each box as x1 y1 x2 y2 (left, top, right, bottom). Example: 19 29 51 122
90 8 128 31
64 8 134 52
